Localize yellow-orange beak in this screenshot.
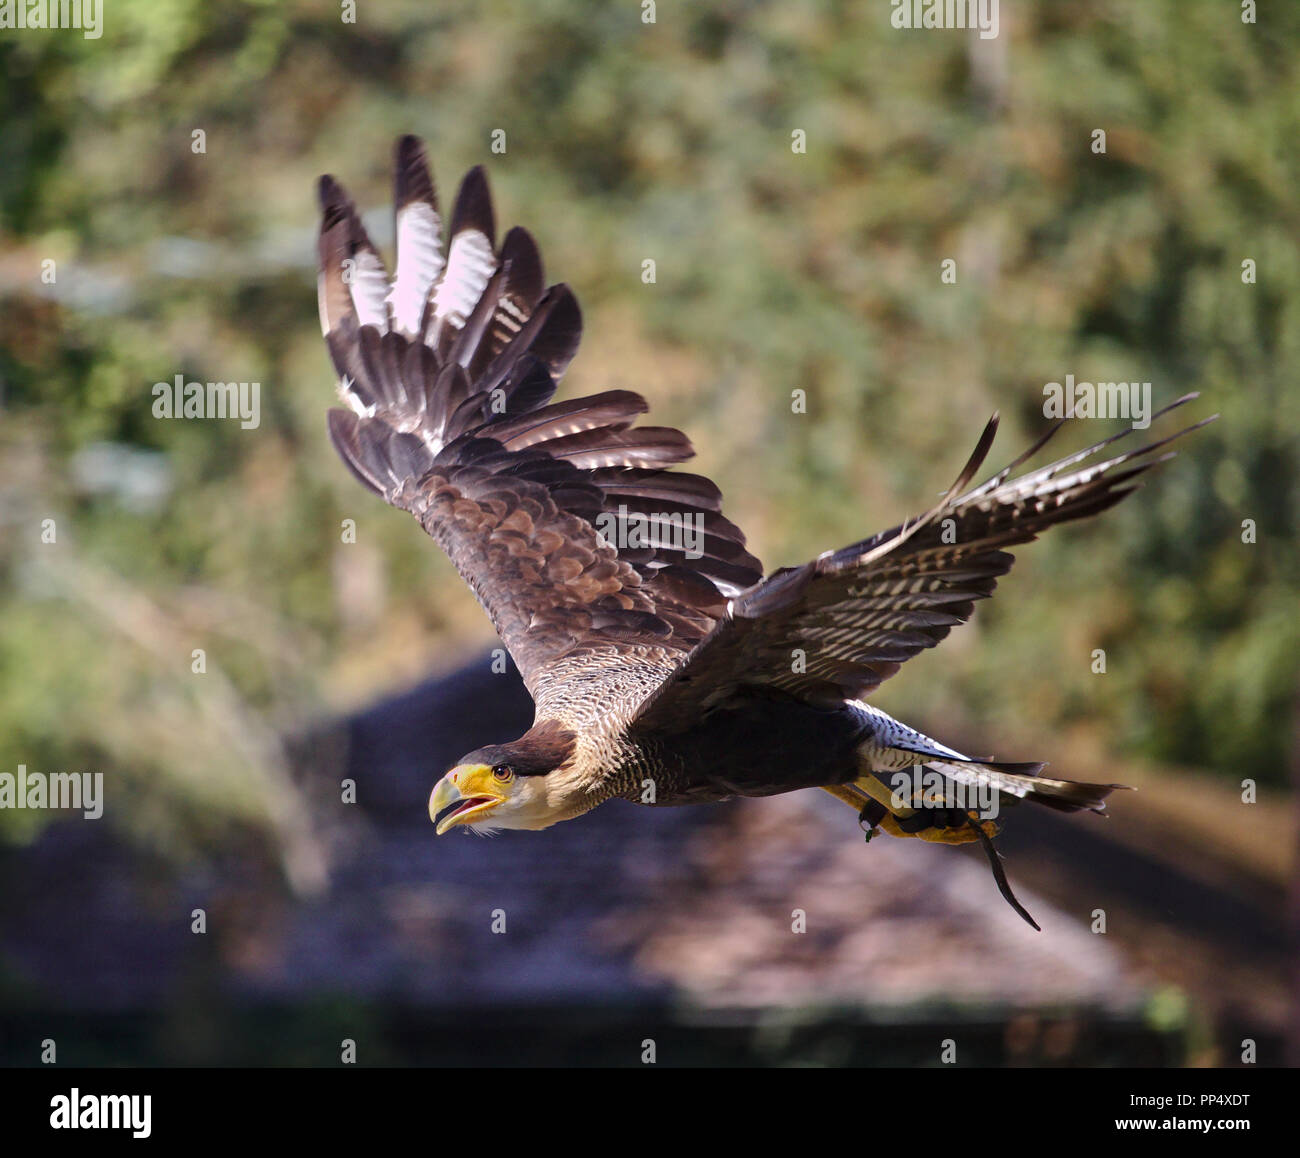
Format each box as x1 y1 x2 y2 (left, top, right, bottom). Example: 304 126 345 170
429 764 506 834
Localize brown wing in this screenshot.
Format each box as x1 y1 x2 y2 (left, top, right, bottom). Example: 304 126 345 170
632 396 1215 732
317 137 761 699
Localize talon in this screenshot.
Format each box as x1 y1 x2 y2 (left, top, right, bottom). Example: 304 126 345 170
857 799 887 836
896 810 938 834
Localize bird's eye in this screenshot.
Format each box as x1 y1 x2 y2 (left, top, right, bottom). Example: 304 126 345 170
492 765 513 782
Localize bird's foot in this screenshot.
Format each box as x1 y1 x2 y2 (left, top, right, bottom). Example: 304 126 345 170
858 799 887 842
858 795 1039 930
878 807 999 845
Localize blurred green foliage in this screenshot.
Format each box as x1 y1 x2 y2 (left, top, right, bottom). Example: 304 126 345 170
0 0 1295 855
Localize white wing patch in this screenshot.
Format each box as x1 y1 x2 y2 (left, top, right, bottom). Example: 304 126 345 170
430 229 497 337
348 246 390 331
388 201 445 337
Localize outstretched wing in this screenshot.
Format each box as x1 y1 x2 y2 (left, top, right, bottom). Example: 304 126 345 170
317 137 762 702
632 396 1215 731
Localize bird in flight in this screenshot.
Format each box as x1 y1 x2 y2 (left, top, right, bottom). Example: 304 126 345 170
316 136 1213 929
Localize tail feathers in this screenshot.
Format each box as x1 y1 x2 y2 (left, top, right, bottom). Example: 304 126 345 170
854 711 1125 816
834 745 1125 933
926 758 1123 814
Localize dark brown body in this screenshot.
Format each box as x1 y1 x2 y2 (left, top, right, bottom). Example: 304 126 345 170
622 691 866 806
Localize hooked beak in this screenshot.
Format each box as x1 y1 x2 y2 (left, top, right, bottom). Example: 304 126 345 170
429 764 505 834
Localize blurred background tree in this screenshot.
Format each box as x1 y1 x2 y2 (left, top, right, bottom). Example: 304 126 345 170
0 0 1294 868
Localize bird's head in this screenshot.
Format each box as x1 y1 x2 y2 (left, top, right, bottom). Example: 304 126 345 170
429 721 578 835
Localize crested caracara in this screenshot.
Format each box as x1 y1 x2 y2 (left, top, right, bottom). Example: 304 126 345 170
315 137 1214 929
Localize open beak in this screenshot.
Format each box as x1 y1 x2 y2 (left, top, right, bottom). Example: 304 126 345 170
429 765 505 834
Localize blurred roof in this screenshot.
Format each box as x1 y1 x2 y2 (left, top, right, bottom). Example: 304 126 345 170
0 656 1141 1020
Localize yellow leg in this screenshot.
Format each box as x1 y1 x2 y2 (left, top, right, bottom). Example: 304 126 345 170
853 772 916 817
823 772 998 846
821 784 869 810
875 811 998 845
821 777 917 818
